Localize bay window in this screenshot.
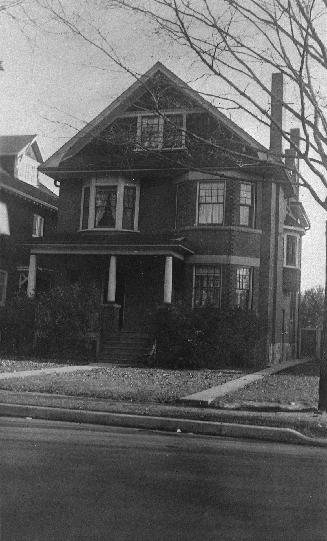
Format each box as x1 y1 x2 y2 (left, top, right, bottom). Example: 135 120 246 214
235 267 253 309
193 265 222 307
240 182 255 227
198 182 225 225
80 177 139 231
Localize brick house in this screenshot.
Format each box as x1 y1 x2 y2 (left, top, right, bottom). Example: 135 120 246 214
0 135 58 305
25 63 309 364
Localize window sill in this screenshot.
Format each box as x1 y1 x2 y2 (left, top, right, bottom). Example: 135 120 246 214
133 146 186 152
177 225 262 234
78 228 140 233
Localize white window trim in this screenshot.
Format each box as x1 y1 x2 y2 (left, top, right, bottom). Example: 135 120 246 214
135 112 186 151
80 176 140 232
0 270 8 306
196 180 226 226
284 233 300 269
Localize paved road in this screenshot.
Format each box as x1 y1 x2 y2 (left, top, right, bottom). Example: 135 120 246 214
1 417 327 541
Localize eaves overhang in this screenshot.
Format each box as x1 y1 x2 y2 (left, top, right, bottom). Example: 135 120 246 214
0 182 58 211
23 240 194 261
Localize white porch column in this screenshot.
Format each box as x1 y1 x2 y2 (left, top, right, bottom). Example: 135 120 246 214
27 254 37 298
163 256 173 304
107 255 117 303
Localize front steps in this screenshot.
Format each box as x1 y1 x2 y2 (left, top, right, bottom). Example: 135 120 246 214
98 331 154 363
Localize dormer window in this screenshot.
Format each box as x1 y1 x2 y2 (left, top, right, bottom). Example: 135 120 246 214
80 177 140 231
136 113 185 150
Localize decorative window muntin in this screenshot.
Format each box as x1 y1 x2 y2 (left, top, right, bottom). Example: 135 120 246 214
235 267 253 309
136 113 185 150
240 182 255 227
122 186 136 230
198 182 225 225
94 186 117 228
32 214 44 237
0 270 8 306
193 265 222 307
80 177 139 231
163 114 184 148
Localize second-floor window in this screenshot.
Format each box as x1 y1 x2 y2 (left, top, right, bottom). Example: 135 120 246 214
32 214 44 237
80 178 140 231
240 182 255 227
198 182 225 225
137 113 185 150
284 234 299 267
0 270 8 306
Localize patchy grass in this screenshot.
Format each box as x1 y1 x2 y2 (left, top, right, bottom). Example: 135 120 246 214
0 365 248 403
0 357 67 373
217 359 320 408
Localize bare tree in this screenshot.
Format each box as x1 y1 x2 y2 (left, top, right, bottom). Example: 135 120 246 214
11 0 327 407
109 0 327 412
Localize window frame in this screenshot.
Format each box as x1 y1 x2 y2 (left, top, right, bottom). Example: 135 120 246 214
32 214 44 237
192 265 222 308
239 182 255 228
284 233 299 268
80 176 140 232
135 112 186 151
0 270 8 307
196 181 226 226
234 266 253 310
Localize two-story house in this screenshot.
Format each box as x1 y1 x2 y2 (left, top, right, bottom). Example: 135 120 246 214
25 63 309 364
0 135 58 305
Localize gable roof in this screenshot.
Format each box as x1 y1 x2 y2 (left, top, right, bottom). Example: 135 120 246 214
0 134 38 155
0 166 57 210
41 62 267 172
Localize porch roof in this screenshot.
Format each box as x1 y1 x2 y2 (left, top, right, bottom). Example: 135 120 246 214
24 232 194 260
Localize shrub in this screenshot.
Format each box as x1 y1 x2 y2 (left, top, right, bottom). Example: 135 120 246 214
149 305 260 369
0 293 36 354
34 282 101 359
0 283 101 360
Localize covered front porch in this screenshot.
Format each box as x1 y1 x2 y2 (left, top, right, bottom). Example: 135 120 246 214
25 233 193 359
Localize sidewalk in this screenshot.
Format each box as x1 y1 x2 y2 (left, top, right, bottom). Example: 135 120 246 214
0 357 325 446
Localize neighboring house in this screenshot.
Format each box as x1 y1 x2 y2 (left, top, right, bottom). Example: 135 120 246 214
0 135 58 305
26 63 309 364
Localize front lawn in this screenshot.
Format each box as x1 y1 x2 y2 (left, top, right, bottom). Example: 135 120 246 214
0 358 66 373
216 359 320 408
0 365 249 403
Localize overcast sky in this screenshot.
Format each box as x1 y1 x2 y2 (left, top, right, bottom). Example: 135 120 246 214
0 1 325 291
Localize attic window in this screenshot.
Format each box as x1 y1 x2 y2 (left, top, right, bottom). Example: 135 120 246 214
136 113 185 150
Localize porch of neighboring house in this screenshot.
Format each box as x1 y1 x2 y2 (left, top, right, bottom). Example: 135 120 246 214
25 235 193 362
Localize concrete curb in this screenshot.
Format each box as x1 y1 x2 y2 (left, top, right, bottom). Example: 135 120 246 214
0 364 99 380
0 402 326 447
179 358 311 406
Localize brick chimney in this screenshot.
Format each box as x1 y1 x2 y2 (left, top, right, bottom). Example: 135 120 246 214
285 128 300 199
269 73 284 159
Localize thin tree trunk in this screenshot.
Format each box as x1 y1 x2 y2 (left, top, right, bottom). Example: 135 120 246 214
318 221 327 411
